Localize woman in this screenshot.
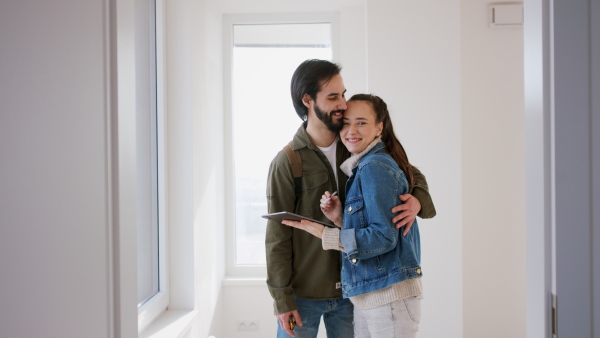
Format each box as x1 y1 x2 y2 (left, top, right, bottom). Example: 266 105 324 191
282 94 424 337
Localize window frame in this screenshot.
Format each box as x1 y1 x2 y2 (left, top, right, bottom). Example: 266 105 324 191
137 0 168 332
223 12 341 277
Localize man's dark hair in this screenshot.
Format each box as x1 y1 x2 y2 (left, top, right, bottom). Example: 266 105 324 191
290 59 342 121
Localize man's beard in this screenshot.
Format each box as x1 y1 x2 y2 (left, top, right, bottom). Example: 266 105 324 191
315 104 344 132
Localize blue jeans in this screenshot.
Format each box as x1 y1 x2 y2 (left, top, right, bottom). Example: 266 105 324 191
277 296 354 338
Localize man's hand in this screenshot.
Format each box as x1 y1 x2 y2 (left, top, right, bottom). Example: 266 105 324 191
391 194 421 236
276 310 302 337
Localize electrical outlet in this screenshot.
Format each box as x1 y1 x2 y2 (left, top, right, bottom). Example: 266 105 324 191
236 320 247 331
237 319 260 331
247 320 259 331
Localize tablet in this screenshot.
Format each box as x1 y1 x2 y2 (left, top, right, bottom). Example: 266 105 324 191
261 211 338 228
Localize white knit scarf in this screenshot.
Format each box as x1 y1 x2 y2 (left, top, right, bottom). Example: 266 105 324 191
340 136 383 177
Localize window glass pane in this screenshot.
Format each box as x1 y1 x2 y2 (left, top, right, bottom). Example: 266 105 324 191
136 0 159 306
232 23 332 265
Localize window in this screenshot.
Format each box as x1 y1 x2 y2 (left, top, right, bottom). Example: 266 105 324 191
136 0 167 331
224 13 339 276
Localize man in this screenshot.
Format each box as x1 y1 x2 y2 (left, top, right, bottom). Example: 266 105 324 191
265 59 436 338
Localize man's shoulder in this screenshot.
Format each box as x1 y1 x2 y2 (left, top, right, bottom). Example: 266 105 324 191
289 121 315 149
269 142 306 172
270 147 292 167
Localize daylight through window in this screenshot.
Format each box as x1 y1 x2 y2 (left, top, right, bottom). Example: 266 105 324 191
231 23 333 266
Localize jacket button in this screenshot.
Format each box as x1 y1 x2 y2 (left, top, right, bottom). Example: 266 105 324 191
416 269 421 274
352 259 357 263
348 206 353 212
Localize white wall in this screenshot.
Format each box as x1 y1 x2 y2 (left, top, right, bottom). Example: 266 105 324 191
367 1 463 337
163 0 226 336
0 0 114 336
0 0 228 337
369 2 526 336
461 2 526 337
190 0 227 334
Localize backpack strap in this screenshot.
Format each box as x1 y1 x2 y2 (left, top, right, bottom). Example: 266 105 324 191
283 140 302 203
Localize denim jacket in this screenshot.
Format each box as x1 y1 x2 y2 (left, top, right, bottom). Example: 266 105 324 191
339 142 422 298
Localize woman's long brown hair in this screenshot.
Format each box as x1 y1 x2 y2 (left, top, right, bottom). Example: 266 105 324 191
347 94 415 187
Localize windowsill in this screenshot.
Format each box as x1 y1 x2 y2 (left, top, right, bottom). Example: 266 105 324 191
222 276 266 286
139 309 198 338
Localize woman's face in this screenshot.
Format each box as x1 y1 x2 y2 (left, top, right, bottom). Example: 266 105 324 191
340 100 383 154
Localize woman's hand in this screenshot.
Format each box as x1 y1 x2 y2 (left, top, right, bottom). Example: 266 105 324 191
282 219 326 238
320 191 343 227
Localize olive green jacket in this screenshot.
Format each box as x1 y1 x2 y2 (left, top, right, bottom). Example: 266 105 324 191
265 123 436 315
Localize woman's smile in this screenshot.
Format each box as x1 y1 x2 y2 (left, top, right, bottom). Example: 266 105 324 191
340 101 383 154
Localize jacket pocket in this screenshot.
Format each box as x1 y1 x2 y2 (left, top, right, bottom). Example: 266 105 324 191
302 170 329 190
344 198 367 229
296 170 329 218
344 198 364 214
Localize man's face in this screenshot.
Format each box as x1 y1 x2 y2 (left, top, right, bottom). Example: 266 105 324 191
312 74 347 132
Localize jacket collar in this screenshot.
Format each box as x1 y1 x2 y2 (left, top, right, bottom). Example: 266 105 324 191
291 121 339 151
292 122 315 150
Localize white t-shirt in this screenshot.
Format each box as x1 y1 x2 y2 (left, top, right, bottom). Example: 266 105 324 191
318 139 339 191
